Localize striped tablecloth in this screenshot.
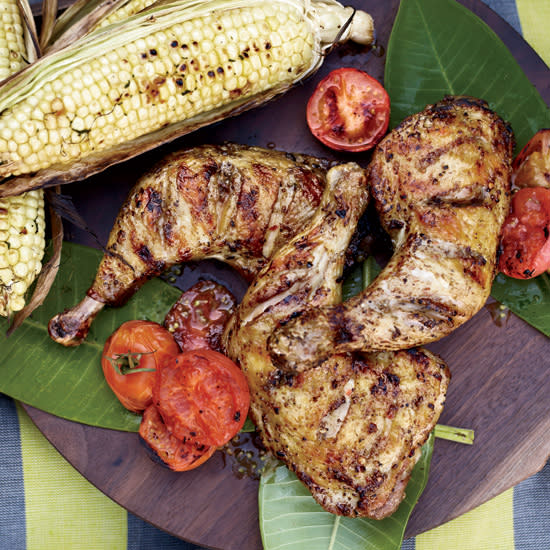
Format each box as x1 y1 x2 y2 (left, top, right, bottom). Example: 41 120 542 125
1 1 549 549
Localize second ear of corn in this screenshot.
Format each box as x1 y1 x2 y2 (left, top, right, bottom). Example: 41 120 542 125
0 0 374 184
0 0 45 317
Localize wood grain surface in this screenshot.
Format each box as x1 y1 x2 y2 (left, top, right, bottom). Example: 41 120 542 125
25 0 550 548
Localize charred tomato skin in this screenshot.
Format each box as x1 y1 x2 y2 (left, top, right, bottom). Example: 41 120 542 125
139 404 216 471
153 349 250 447
306 68 390 152
498 187 550 279
164 280 236 352
101 320 179 413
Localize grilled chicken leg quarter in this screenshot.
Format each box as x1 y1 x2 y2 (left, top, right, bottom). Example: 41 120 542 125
223 163 450 518
269 96 514 372
48 143 330 346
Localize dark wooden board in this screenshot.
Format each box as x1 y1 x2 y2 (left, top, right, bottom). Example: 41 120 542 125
24 0 550 548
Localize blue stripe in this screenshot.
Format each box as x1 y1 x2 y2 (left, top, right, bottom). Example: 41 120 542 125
0 394 26 550
481 0 523 33
127 512 204 550
513 460 550 550
127 508 420 549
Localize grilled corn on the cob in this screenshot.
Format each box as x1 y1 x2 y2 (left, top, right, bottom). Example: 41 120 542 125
0 0 45 317
0 0 374 194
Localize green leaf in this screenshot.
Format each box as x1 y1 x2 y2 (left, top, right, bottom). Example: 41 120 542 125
259 433 434 550
241 416 256 432
385 0 550 149
491 272 550 337
342 262 364 301
385 0 550 337
363 256 382 288
342 257 382 301
0 241 180 431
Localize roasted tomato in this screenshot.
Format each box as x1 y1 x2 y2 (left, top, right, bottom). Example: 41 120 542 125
498 187 550 279
154 349 250 447
164 280 236 352
139 405 216 471
102 320 179 413
306 68 390 152
512 129 550 189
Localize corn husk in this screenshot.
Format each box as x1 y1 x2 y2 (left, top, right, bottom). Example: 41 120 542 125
43 0 157 53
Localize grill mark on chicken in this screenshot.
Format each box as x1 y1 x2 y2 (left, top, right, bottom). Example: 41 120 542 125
162 222 174 245
223 163 450 519
269 96 513 371
262 176 298 258
176 164 211 224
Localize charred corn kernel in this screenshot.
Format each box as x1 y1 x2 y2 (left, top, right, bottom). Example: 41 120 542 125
0 0 374 180
0 190 46 316
0 0 25 80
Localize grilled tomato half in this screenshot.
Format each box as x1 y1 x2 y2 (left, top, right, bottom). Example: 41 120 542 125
101 320 179 413
306 68 390 152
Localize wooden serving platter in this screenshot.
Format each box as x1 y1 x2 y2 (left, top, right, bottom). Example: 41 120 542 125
25 0 550 548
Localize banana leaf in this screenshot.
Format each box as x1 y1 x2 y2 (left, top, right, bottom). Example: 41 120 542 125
385 0 550 149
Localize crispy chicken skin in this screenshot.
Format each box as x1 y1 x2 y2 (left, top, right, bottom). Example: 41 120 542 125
48 143 330 346
269 96 514 372
223 162 450 518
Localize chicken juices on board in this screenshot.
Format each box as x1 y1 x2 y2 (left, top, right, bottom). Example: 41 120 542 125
48 143 330 346
223 162 450 518
269 96 514 372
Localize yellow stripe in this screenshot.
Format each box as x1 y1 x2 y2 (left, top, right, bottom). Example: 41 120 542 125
16 403 127 550
416 489 515 550
516 0 550 67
